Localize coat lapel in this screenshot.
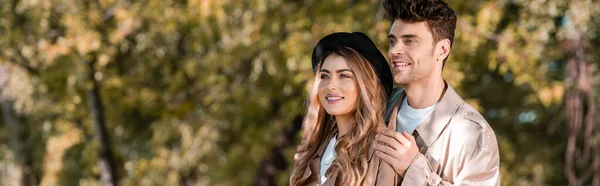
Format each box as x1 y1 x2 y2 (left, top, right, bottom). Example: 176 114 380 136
386 90 403 132
414 84 462 146
387 82 463 146
301 132 334 184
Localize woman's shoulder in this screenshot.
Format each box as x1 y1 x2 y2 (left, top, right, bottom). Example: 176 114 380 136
364 149 399 185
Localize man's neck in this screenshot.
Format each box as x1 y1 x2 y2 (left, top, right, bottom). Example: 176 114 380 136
403 76 446 109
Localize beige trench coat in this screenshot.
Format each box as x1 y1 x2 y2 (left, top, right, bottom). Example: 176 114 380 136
384 83 500 185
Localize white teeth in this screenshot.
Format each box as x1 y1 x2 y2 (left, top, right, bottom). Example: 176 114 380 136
327 97 343 101
394 62 410 66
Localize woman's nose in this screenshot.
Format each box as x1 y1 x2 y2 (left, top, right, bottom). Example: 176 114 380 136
328 78 338 90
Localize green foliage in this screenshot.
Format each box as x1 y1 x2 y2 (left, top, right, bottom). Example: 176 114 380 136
0 0 599 185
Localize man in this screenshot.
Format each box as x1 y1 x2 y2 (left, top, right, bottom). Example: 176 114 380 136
373 0 501 185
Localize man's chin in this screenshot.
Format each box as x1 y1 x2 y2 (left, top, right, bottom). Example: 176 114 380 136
393 76 410 85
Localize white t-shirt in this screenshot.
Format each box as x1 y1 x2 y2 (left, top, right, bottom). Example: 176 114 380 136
397 97 438 133
320 134 337 185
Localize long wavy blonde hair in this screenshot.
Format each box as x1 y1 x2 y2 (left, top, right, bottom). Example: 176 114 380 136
290 46 387 185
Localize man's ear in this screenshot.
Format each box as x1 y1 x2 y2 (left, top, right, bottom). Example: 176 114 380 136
435 39 451 62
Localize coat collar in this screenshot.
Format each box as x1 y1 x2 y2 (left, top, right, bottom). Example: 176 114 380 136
301 128 337 182
389 81 463 146
303 126 379 184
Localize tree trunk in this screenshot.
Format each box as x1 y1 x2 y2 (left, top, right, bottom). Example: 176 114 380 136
254 115 304 186
564 34 599 186
85 60 119 186
1 100 34 186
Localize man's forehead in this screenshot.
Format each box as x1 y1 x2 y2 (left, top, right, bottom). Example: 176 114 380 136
389 20 431 36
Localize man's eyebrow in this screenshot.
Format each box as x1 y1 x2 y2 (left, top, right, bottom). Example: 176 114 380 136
388 34 419 39
399 34 418 39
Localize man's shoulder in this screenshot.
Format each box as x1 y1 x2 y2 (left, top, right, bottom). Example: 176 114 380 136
458 103 490 129
450 102 498 148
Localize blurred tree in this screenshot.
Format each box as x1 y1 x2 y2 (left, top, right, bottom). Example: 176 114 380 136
560 0 600 185
0 73 34 186
0 0 598 186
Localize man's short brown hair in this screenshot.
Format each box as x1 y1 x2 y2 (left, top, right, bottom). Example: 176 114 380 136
384 0 457 48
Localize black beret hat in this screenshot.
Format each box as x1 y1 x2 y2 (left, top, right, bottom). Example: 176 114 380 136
311 32 393 97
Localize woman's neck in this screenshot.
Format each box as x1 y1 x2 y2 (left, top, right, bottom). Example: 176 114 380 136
335 113 353 137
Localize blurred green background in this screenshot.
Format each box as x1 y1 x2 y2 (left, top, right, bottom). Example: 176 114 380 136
0 0 599 185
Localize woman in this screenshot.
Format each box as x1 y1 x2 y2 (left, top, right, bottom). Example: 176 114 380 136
290 32 397 185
